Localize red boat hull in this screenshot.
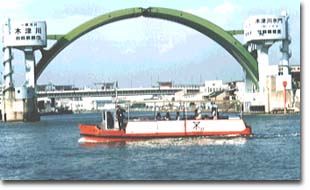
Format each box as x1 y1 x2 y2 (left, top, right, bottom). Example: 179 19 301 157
79 124 252 143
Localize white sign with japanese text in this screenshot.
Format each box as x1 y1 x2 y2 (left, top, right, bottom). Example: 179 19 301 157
2 19 47 47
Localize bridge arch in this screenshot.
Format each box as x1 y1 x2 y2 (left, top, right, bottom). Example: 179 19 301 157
36 7 258 86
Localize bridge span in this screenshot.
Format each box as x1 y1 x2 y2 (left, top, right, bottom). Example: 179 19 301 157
37 88 199 99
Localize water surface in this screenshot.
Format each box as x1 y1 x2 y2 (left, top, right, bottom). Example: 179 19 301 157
0 113 300 180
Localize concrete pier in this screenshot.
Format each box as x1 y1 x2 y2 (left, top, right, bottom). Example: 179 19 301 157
2 89 23 121
2 88 40 122
23 96 40 122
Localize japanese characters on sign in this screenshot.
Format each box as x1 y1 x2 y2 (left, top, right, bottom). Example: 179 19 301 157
2 20 47 48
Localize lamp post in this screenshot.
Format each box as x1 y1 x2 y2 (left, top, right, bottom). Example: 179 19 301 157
283 81 287 114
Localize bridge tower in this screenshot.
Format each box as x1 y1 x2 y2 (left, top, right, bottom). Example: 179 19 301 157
1 18 47 121
243 11 292 112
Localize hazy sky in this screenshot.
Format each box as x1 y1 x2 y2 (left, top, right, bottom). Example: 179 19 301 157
0 0 300 88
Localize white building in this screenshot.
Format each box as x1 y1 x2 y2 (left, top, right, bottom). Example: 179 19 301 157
200 80 225 95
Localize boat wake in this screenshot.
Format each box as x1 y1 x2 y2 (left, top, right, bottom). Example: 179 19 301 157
78 137 97 144
78 136 249 147
127 137 248 147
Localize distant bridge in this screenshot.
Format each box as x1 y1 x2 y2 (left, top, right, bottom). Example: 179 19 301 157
36 88 199 98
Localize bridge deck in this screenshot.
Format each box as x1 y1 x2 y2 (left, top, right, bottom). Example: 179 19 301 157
37 88 199 98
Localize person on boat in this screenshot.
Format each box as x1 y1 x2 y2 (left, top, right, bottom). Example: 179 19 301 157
211 102 218 120
156 112 162 120
176 111 180 120
116 105 126 131
195 106 202 120
165 112 171 120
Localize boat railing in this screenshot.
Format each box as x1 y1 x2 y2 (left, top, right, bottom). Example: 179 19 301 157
147 101 241 120
99 100 244 128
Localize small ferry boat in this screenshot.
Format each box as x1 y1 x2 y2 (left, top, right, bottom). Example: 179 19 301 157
78 104 252 143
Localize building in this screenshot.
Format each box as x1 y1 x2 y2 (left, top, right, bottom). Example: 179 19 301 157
200 80 225 95
158 81 173 89
37 83 78 91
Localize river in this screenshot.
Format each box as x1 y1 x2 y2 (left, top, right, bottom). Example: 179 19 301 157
0 113 300 180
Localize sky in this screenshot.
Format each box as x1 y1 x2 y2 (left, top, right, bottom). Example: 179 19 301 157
0 0 300 88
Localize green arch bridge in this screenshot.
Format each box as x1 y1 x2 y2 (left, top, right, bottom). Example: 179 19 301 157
37 7 258 87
